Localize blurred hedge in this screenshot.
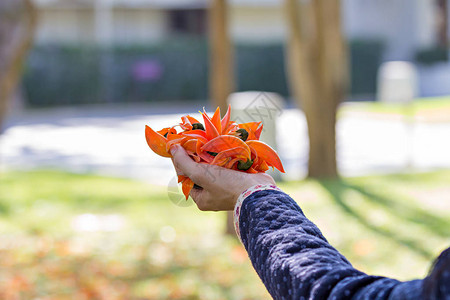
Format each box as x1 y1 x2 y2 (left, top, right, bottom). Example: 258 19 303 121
23 38 384 106
23 39 210 106
24 46 102 106
349 39 384 97
415 47 449 65
235 44 289 96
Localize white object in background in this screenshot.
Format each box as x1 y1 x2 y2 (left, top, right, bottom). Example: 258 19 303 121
227 91 284 180
377 61 418 169
71 214 125 232
377 61 419 103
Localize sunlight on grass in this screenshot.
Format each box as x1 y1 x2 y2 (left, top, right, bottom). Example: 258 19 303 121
0 169 449 299
282 171 450 280
0 170 268 299
339 96 450 121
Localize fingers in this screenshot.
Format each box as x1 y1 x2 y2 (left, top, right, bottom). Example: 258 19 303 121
189 188 206 210
190 189 222 211
189 187 215 211
170 157 185 176
170 144 277 212
170 145 207 186
170 145 197 176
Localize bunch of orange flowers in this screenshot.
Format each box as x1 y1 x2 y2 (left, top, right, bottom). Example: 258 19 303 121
145 106 284 199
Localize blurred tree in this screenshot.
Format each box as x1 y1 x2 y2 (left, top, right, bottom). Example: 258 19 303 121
0 0 36 132
284 0 348 178
437 0 448 48
209 0 234 113
209 0 235 235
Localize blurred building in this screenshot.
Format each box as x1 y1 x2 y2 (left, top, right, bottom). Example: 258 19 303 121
34 0 447 57
28 0 450 101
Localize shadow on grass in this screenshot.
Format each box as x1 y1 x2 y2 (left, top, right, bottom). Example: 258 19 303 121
319 179 438 259
344 182 450 238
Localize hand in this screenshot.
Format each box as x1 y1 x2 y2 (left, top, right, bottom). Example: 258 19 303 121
170 145 276 211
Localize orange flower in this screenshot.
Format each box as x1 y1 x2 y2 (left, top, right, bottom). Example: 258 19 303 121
145 105 284 199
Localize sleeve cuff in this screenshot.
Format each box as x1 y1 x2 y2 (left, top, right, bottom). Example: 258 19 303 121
233 184 282 243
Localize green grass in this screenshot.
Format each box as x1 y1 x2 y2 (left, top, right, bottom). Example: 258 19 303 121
0 169 449 299
339 96 450 121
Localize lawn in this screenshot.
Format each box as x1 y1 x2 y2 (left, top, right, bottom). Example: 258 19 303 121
339 96 450 122
0 170 449 299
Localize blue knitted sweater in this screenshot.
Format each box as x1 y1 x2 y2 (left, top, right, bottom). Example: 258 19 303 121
238 189 450 300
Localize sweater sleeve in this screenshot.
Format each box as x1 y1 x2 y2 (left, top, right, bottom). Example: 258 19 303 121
236 188 428 300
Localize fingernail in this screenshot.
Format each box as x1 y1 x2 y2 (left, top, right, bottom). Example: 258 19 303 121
170 145 179 155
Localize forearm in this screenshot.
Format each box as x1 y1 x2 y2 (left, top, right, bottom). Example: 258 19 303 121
236 188 420 299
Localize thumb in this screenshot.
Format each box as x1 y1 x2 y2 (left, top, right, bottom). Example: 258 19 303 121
170 145 198 178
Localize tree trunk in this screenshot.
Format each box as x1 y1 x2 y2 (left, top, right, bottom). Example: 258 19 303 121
0 0 37 132
209 0 235 235
284 0 347 178
306 107 338 178
437 0 448 48
209 0 234 113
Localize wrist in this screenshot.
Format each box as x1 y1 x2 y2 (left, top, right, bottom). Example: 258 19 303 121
233 183 282 243
233 177 276 209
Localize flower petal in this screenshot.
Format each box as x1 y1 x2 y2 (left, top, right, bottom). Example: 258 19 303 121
181 177 194 200
145 125 171 157
246 140 284 173
211 107 222 134
202 110 220 140
221 104 231 133
211 147 250 165
201 135 251 156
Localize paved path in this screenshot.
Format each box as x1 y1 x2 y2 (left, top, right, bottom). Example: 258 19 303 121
1 104 449 186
